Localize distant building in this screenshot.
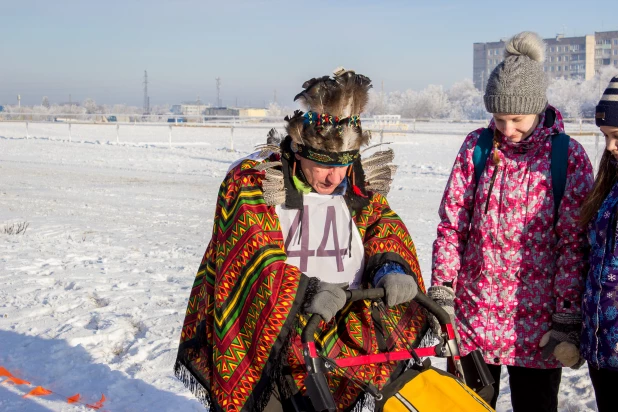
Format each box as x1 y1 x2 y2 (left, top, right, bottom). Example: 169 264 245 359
238 108 267 117
204 107 238 117
595 31 618 70
170 101 209 116
473 30 618 90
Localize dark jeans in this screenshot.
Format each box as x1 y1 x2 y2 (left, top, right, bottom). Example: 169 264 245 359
588 364 618 412
486 364 561 412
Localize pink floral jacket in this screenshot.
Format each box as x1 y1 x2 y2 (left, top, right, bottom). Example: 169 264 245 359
431 107 593 368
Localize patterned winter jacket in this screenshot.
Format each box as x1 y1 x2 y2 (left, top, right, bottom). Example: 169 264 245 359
432 106 593 368
581 179 618 371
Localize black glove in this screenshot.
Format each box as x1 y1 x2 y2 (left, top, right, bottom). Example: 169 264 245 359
426 285 457 339
376 274 418 307
305 281 348 323
539 312 584 369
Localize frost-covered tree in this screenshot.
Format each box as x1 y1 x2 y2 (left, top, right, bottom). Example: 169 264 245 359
547 66 618 119
267 102 293 118
597 66 618 93
415 84 450 119
41 96 50 109
83 98 98 114
384 90 410 116
447 79 487 120
367 85 451 119
103 104 141 115
364 89 388 116
149 104 171 115
547 78 588 119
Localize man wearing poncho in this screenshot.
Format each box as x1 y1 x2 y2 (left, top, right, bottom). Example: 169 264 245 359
175 68 427 411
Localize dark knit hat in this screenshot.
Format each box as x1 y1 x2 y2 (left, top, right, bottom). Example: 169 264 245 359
596 76 618 127
484 31 548 115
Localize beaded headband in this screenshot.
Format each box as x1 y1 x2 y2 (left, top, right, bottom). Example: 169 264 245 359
291 141 359 166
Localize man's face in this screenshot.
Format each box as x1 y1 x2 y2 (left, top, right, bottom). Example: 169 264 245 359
493 113 540 142
296 155 348 195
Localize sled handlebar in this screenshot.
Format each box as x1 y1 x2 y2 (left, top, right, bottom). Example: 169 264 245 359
301 287 452 344
344 287 385 302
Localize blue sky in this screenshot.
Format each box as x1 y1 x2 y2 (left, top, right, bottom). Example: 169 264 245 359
1 0 616 107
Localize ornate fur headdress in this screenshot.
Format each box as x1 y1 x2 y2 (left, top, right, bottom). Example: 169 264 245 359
285 67 373 165
255 68 397 210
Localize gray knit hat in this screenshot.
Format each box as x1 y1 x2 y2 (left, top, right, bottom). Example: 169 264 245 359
484 31 548 115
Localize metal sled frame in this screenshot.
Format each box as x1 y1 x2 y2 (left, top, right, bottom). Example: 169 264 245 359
300 288 465 412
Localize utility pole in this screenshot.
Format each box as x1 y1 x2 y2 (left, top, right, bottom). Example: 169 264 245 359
143 70 150 115
215 77 221 107
17 94 21 108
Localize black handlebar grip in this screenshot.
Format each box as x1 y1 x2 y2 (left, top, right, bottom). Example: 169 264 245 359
414 291 452 326
344 288 385 302
301 314 323 344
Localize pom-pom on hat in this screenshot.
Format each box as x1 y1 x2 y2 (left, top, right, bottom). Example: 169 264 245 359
484 31 549 115
596 76 618 128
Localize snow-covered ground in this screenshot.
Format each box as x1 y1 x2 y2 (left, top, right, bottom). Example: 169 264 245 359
0 122 602 411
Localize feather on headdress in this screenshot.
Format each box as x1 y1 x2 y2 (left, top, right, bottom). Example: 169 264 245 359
255 69 397 206
285 68 372 154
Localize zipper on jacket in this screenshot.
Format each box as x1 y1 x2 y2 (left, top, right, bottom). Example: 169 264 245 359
484 167 499 214
484 138 501 214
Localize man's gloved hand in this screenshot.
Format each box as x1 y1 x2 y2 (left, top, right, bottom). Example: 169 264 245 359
539 313 584 369
376 274 418 307
426 285 457 338
305 281 348 323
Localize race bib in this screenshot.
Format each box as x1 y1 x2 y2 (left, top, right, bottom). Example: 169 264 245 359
276 194 364 288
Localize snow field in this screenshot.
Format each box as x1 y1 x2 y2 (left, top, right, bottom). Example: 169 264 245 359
0 123 603 411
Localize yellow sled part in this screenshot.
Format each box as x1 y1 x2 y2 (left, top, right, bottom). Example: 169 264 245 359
383 368 494 412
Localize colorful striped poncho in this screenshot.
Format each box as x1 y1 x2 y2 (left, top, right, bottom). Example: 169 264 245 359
175 157 427 411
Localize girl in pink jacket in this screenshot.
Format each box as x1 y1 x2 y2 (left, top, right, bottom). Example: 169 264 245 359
429 31 593 411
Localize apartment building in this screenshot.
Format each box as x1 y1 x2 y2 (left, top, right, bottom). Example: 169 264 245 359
473 30 618 90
